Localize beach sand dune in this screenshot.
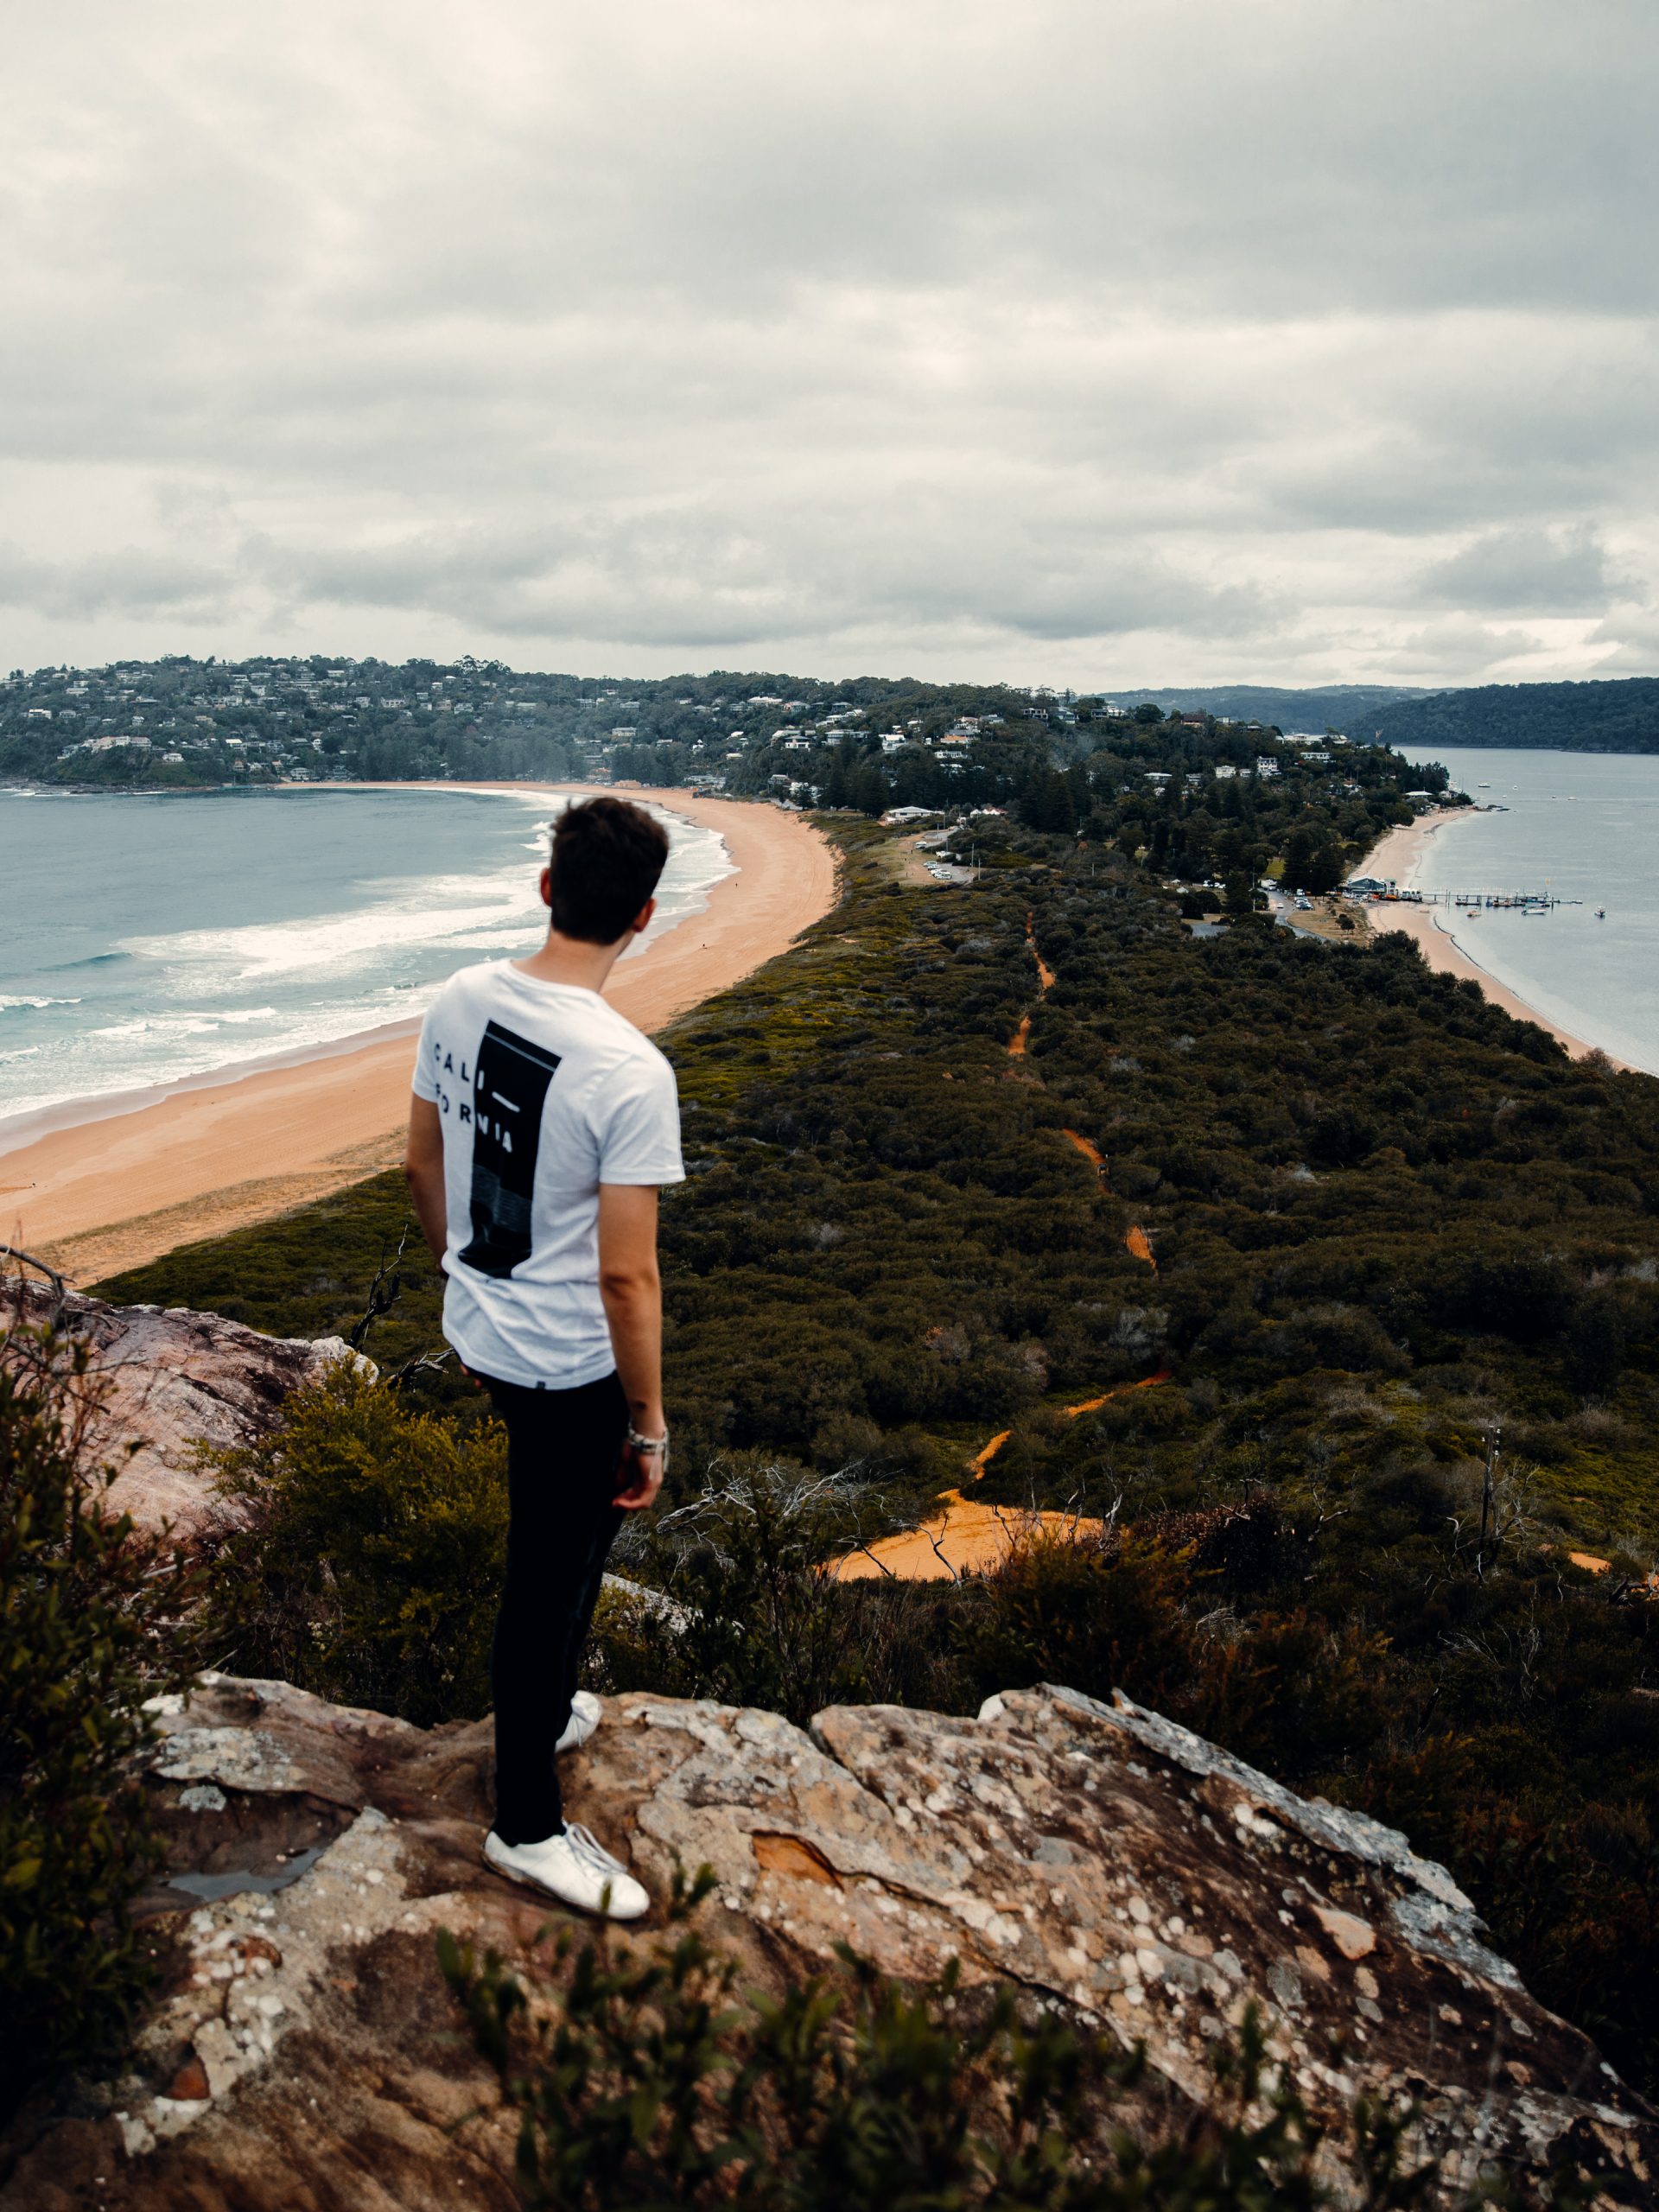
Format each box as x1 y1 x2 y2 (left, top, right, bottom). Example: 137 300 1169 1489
0 790 835 1283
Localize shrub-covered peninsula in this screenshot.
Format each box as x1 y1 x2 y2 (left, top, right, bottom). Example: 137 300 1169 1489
99 799 1659 2099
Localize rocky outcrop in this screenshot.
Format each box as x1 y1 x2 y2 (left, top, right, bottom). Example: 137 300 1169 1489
0 1674 1650 2209
3 1279 357 1535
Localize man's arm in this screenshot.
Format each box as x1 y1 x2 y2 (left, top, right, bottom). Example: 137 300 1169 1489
404 1096 448 1268
597 1181 666 1511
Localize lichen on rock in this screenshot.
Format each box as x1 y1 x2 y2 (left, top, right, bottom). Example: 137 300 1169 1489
0 1670 1650 2209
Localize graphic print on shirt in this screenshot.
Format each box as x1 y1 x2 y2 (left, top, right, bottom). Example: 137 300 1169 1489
456 1020 563 1279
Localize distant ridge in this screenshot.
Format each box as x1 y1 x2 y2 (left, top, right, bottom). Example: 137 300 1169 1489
1115 677 1659 754
1363 676 1659 754
1111 683 1429 729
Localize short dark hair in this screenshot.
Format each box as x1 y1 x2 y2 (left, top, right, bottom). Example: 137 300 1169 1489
547 795 671 943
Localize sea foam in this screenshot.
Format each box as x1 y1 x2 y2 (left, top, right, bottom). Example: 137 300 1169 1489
0 787 732 1127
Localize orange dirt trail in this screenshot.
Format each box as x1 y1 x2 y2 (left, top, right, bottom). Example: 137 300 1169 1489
829 1494 1103 1583
1027 911 1057 993
1065 1368 1173 1418
841 919 1165 1580
827 1370 1175 1582
1057 1125 1153 1268
970 1429 1014 1476
1007 913 1052 1055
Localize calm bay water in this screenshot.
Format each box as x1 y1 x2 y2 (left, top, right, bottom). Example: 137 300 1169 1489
0 785 731 1131
1400 747 1659 1077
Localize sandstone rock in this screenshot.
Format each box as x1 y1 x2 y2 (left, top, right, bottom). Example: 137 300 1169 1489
3 1279 360 1535
0 1673 1650 2209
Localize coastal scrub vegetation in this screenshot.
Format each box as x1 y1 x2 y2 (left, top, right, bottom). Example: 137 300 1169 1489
440 1879 1542 2210
107 813 1659 2093
0 1314 200 2114
201 1362 507 1727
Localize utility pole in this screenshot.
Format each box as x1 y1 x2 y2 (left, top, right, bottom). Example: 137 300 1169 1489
1477 1426 1500 1579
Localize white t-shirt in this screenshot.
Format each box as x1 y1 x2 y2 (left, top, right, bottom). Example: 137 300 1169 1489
411 960 683 1389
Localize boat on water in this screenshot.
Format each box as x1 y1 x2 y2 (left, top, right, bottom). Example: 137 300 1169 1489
1597 908 1606 919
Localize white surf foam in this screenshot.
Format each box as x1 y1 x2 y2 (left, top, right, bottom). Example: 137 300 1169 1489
0 790 734 1124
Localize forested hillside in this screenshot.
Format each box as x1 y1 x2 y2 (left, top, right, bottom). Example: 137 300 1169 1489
1370 677 1659 753
0 653 1441 825
107 817 1659 2093
1109 683 1427 729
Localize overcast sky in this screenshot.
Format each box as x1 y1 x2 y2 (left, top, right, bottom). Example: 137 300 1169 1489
3 0 1656 687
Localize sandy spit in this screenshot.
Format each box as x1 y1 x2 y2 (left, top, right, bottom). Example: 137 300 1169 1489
0 789 836 1282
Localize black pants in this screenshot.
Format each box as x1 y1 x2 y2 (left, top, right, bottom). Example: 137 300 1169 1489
482 1370 628 1847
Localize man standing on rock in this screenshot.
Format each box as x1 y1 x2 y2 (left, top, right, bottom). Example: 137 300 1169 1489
404 795 681 1920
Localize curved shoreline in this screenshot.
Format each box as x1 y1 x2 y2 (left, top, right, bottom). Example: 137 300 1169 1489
1361 812 1630 1070
0 789 836 1283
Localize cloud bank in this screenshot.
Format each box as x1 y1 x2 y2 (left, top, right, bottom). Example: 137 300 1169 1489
2 0 1655 683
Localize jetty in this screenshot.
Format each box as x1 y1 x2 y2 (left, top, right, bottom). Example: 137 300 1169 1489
1348 880 1562 912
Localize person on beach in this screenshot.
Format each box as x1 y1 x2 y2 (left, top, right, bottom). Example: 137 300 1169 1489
404 795 680 1920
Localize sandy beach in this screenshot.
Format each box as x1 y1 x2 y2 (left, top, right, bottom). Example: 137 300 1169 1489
0 790 836 1283
1359 810 1624 1067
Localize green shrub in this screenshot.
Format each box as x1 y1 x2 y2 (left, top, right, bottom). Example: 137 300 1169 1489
593 1459 959 1726
439 1872 1555 2209
201 1363 508 1726
0 1319 199 2113
951 1530 1203 1719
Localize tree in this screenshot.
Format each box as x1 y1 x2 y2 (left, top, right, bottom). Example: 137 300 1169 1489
849 762 888 817
1224 869 1255 917
1303 844 1344 896
1020 769 1076 835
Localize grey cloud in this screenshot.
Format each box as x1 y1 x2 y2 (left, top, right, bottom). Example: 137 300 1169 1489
1413 527 1636 616
0 543 233 624
1389 615 1555 680
0 0 1656 683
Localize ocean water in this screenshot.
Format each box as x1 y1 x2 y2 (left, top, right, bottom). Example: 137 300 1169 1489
1399 747 1659 1077
0 785 732 1131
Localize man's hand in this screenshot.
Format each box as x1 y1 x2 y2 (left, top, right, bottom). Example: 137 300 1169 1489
613 1435 666 1511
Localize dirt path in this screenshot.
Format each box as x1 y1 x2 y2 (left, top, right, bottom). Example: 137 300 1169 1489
836 912 1173 1586
829 1369 1174 1582
1027 909 1057 992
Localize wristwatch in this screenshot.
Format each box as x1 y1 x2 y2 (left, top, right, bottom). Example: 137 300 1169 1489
626 1425 669 1457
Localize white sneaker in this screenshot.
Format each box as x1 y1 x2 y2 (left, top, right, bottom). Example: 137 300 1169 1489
555 1690 601 1755
483 1823 650 1920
